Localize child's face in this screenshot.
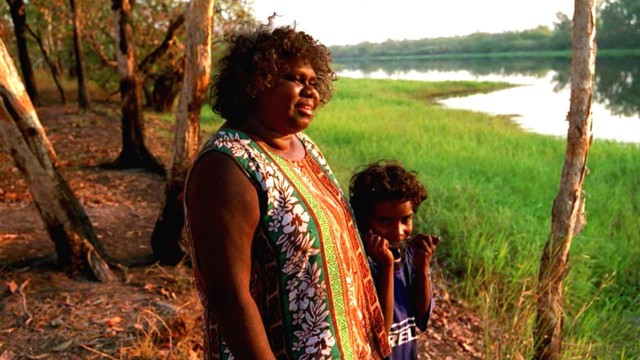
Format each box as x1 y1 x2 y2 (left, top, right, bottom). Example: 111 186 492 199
366 200 414 245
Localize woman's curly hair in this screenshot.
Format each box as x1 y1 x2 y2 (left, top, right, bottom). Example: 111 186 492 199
349 160 428 228
210 19 337 124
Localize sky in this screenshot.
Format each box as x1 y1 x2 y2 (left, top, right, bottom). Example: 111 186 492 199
252 0 575 46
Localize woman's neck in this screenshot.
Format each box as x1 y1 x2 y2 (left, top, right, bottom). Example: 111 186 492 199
228 122 305 161
258 134 305 161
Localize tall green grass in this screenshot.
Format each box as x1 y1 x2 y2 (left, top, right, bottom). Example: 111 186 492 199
200 77 639 358
309 78 639 358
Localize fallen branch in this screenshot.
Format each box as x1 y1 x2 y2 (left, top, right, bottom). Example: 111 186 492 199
16 279 32 326
79 344 118 360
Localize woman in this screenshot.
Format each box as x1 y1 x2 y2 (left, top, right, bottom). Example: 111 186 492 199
184 22 391 359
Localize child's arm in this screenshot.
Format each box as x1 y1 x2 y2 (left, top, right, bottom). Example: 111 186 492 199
363 232 395 333
412 234 439 320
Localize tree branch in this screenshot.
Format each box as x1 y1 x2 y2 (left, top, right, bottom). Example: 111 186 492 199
25 24 66 103
137 13 185 76
86 33 118 68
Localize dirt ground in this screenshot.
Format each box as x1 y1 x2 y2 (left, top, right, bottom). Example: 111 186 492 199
0 102 485 359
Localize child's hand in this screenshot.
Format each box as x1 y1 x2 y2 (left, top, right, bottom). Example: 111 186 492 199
412 234 439 270
363 231 395 268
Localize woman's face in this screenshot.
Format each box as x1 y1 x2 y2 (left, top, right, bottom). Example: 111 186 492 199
251 59 321 135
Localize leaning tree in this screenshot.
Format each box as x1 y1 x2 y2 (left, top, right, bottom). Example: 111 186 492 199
0 37 115 282
533 0 597 358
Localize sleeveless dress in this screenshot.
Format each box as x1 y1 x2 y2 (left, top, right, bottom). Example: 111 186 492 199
185 129 391 360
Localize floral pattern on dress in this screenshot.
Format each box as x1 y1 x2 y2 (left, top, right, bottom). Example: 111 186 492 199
215 130 336 359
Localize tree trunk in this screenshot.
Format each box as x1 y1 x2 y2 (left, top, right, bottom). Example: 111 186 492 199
109 0 164 175
69 0 91 110
0 38 116 282
6 0 40 106
533 0 596 359
152 69 183 113
151 0 214 265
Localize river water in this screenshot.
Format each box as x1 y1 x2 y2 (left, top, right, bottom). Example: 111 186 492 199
338 67 640 144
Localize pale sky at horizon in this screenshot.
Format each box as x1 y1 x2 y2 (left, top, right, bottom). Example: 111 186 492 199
252 1 575 46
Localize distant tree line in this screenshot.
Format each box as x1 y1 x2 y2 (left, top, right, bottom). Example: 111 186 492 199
330 0 639 59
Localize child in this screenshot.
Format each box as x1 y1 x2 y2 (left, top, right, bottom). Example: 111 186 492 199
349 160 439 360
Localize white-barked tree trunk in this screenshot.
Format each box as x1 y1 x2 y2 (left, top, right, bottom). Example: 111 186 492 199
151 0 215 264
534 0 597 358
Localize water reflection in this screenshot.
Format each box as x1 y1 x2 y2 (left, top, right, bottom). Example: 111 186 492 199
335 56 640 143
336 57 571 79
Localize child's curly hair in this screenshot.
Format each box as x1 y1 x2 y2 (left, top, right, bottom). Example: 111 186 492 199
349 160 428 229
210 18 337 124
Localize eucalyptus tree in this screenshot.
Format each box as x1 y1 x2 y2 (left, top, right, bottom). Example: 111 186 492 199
150 0 255 264
0 37 116 282
28 0 71 79
534 0 597 358
5 0 39 105
109 0 165 174
151 0 215 264
83 0 189 106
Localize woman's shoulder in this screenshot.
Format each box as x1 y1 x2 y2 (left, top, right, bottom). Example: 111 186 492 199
201 128 250 149
195 129 257 163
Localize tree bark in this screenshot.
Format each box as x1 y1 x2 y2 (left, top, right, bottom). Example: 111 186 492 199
0 38 115 282
109 0 164 175
533 0 596 359
69 0 91 110
6 0 40 106
151 0 214 265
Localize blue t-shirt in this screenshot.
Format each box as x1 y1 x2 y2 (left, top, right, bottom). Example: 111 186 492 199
369 247 435 360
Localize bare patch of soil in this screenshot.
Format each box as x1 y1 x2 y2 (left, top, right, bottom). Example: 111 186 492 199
0 103 484 359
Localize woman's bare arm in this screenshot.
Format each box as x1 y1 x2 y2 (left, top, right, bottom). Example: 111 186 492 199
186 151 276 360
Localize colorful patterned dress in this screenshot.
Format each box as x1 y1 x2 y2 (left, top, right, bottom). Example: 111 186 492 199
185 129 391 360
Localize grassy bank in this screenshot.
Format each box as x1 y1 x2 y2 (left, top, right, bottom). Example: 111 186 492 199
201 77 639 358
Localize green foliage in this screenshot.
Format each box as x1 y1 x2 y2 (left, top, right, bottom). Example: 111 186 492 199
599 0 640 49
304 78 640 358
2 0 254 98
331 27 559 59
330 1 639 59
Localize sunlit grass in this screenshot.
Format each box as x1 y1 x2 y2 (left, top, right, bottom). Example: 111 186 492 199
304 77 639 358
